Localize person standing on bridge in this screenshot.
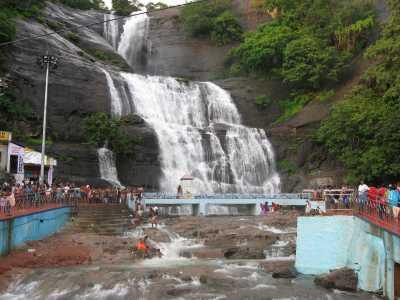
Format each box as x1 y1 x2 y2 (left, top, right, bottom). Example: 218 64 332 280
389 185 400 221
358 182 369 211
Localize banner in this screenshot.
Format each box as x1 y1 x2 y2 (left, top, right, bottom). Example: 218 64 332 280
7 143 24 176
47 165 53 186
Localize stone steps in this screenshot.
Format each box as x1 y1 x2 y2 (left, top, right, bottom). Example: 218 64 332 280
67 204 131 236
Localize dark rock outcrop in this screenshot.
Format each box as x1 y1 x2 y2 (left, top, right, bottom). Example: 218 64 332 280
272 266 298 279
7 3 159 186
314 268 358 292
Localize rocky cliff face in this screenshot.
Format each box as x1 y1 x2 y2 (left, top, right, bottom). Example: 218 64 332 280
7 3 159 187
6 1 343 191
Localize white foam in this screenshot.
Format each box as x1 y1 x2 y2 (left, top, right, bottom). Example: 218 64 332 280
257 224 296 234
252 284 277 290
264 254 296 262
80 283 129 299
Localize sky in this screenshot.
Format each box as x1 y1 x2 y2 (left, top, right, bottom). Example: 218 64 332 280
103 0 194 10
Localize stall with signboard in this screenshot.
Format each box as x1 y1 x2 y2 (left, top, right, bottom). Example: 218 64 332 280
23 148 57 184
7 142 25 183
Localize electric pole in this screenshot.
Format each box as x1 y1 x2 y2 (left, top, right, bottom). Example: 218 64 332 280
37 54 57 185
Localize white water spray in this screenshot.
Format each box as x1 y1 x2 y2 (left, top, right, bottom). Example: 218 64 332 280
98 147 123 187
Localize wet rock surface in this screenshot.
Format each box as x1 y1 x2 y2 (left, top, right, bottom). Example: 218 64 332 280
0 213 383 299
314 267 358 292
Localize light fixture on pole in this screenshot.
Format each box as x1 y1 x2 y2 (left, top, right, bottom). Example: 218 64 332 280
37 54 57 185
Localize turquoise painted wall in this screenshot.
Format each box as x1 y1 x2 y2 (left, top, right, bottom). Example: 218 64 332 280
0 207 71 255
295 216 355 274
295 215 400 299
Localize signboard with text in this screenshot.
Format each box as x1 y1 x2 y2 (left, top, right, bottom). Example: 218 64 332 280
0 131 11 142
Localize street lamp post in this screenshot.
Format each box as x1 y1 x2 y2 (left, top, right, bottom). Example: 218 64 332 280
37 54 57 185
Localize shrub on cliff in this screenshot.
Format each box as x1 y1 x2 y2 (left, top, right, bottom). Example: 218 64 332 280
83 112 141 156
181 0 242 45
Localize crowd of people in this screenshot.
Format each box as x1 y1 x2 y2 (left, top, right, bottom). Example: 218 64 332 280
0 178 148 217
357 182 400 220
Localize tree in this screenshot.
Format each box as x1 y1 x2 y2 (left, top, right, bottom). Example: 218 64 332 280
228 22 296 74
211 11 242 45
181 0 241 45
146 2 168 12
281 36 349 89
112 0 139 16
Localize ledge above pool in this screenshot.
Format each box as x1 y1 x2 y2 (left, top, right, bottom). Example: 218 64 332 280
0 206 72 256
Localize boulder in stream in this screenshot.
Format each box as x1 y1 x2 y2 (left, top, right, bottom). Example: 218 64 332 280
314 267 358 292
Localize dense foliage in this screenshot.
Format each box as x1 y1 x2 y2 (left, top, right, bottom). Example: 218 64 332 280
112 0 139 16
83 113 141 156
146 2 168 12
318 0 400 184
181 0 242 45
0 79 36 139
228 0 375 120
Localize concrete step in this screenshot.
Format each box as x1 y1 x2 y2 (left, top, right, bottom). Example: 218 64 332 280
75 219 131 225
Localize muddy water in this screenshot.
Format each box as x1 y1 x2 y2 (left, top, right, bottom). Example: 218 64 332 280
0 223 380 300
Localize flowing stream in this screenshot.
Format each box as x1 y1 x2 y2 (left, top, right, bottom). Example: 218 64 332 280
0 223 376 300
102 12 280 194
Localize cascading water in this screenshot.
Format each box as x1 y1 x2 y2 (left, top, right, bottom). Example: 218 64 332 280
117 11 149 69
101 68 123 116
98 147 123 187
102 9 280 193
103 13 120 50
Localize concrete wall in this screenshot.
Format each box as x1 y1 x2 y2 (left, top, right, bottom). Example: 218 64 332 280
0 207 71 255
295 215 400 299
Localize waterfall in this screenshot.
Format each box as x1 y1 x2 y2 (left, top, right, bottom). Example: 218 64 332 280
207 205 239 216
100 7 280 193
103 13 120 50
117 73 280 193
117 12 149 69
101 68 123 117
98 147 123 187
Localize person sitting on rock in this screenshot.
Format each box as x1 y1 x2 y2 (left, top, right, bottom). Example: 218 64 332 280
134 236 149 258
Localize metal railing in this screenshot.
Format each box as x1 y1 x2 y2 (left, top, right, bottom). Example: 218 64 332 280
142 192 307 200
354 195 400 235
0 190 79 218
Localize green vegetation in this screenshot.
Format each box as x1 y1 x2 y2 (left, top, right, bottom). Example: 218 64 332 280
277 159 298 175
318 0 400 185
255 95 272 108
83 112 142 156
57 0 106 10
112 0 139 16
181 0 242 46
146 2 168 12
228 0 375 121
0 10 16 44
86 48 130 70
0 87 36 135
66 31 80 43
275 94 311 124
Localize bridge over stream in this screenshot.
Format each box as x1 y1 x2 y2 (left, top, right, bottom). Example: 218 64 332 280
135 193 309 216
